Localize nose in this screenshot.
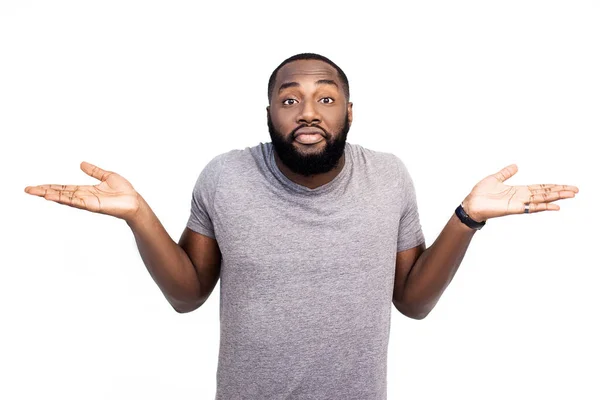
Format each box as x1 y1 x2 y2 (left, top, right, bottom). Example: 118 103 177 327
297 101 321 125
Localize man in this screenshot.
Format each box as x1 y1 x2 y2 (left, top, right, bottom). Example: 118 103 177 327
24 53 578 399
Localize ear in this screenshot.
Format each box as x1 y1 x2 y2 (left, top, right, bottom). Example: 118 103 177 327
347 102 353 126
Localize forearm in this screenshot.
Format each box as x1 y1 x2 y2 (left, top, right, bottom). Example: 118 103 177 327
396 212 476 319
126 195 202 312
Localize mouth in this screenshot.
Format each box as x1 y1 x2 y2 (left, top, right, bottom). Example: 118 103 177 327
294 127 326 145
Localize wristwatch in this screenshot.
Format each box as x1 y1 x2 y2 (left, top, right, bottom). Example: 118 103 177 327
455 203 486 230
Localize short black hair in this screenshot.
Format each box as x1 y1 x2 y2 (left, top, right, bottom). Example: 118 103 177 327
267 53 350 103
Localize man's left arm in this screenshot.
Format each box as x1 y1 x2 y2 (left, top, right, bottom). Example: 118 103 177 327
392 164 579 320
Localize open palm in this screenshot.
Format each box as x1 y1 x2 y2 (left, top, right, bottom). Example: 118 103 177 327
463 164 579 221
24 161 141 221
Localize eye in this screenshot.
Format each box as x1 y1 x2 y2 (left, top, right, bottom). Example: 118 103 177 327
319 97 334 104
282 99 297 106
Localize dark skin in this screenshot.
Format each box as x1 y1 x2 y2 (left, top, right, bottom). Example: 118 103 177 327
268 60 352 189
266 59 579 319
267 59 465 319
24 59 578 317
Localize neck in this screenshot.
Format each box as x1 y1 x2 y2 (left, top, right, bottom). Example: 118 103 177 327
273 151 346 190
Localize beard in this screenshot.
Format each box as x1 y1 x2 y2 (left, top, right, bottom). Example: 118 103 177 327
267 112 350 177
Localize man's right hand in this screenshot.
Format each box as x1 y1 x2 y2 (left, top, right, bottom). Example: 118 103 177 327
24 161 141 223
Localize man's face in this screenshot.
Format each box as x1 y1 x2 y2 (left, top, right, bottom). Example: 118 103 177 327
267 59 353 177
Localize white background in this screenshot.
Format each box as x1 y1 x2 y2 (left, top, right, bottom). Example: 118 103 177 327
1 1 598 399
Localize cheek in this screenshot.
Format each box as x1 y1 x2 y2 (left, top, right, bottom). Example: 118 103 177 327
324 110 347 131
270 111 295 131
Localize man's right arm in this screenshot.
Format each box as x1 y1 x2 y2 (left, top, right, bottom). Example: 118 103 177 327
127 195 221 313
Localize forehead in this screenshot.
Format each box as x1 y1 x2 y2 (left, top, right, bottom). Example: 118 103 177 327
275 59 341 88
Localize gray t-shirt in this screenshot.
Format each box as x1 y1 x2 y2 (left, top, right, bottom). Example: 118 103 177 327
186 141 425 400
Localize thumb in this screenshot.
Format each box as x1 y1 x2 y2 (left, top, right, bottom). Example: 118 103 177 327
492 164 518 182
80 161 110 181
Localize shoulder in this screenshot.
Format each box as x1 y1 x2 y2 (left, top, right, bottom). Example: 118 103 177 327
193 143 271 189
201 143 265 174
191 149 242 191
347 142 410 179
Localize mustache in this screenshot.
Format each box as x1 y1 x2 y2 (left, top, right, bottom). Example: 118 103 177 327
266 112 333 140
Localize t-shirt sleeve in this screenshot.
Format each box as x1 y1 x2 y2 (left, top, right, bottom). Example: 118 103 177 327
396 157 426 252
185 153 226 239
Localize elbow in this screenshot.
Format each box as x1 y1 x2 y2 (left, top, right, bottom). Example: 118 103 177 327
170 297 205 314
172 304 194 314
393 298 432 320
405 309 431 320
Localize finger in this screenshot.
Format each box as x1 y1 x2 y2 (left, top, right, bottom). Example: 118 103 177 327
25 185 81 197
526 202 560 213
493 164 518 182
528 190 577 203
80 161 112 182
39 189 87 209
528 184 579 194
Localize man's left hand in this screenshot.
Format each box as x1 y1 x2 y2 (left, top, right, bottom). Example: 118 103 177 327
461 164 579 222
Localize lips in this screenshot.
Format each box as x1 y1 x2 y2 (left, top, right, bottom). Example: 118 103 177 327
294 126 325 138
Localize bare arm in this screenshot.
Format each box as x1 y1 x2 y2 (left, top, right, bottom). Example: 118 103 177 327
24 161 221 314
392 164 578 319
392 213 474 319
127 195 222 313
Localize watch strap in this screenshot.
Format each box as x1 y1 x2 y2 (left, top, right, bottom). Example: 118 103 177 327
455 203 486 230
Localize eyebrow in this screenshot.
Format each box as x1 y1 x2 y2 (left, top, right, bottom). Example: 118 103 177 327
278 79 339 93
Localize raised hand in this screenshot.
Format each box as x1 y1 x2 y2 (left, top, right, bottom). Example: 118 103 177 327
24 161 141 222
462 164 579 222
